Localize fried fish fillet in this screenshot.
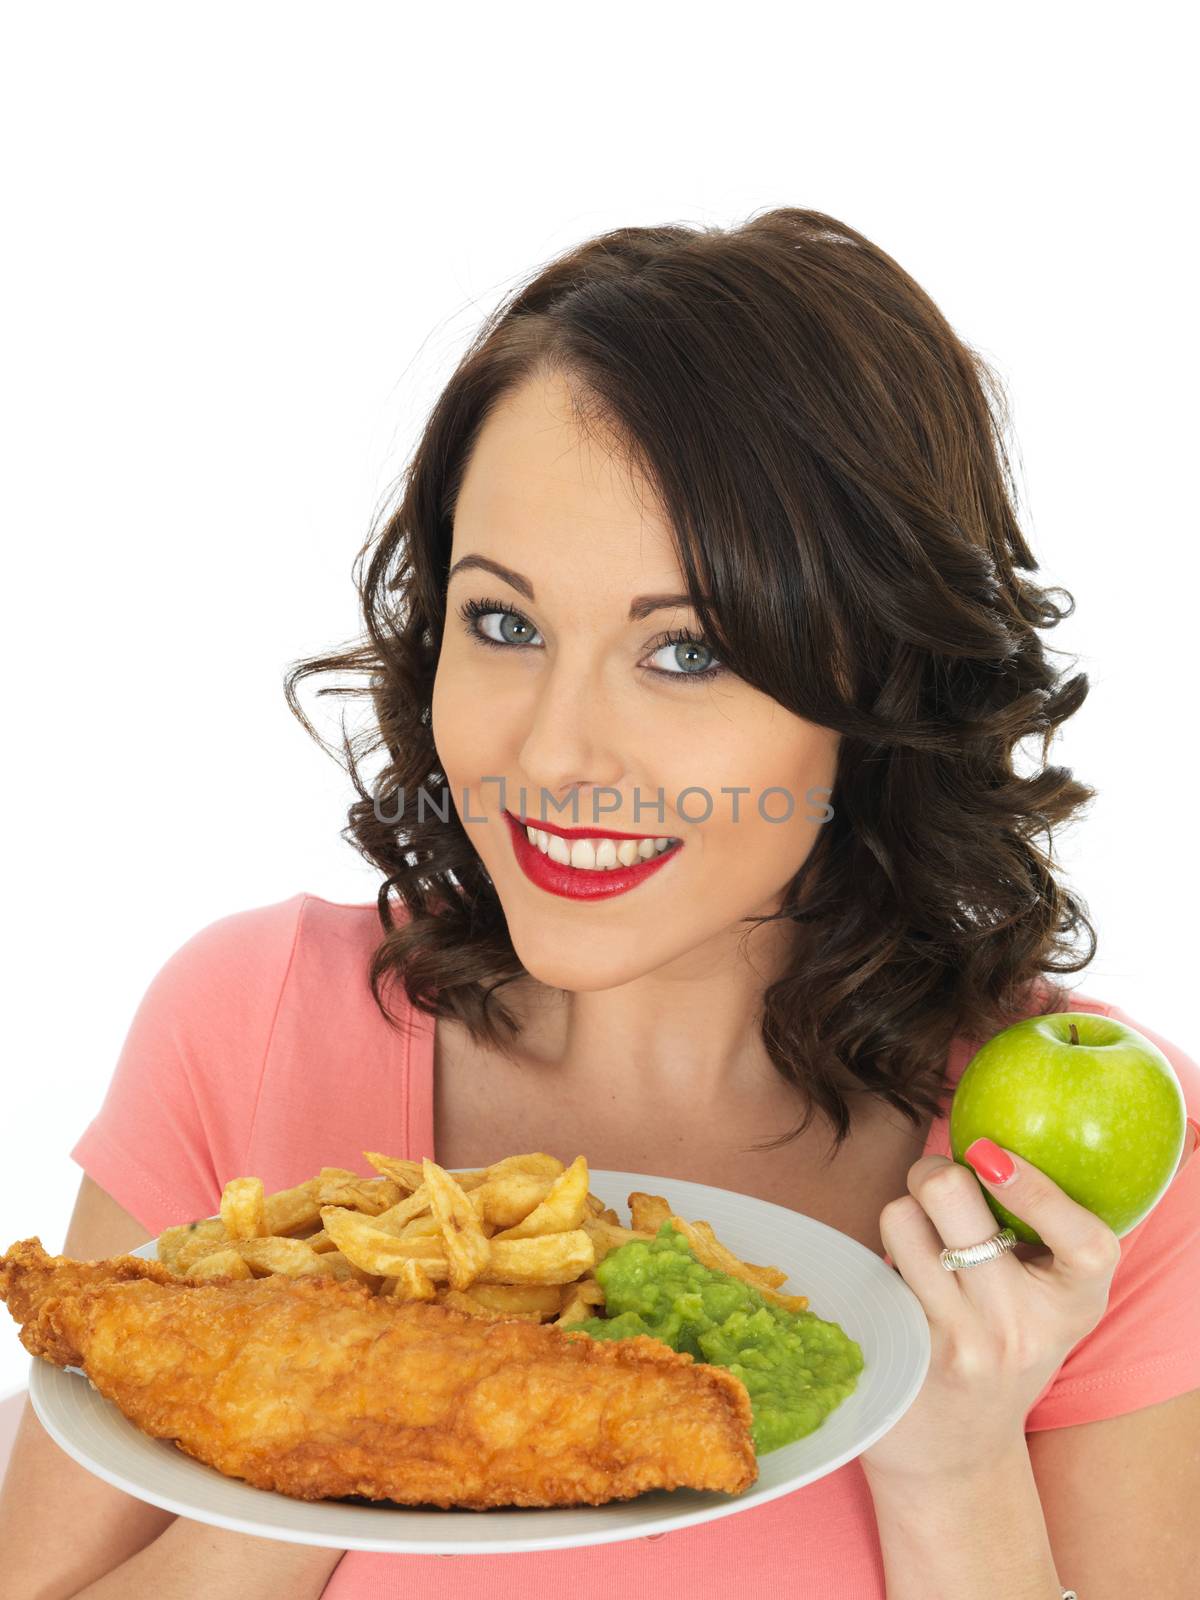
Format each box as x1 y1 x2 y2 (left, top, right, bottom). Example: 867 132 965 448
1 1238 757 1508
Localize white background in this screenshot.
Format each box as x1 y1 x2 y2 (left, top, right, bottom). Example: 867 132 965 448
1 3 1195 1397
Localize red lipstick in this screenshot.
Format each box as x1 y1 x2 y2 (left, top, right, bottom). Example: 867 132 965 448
509 811 676 842
503 810 682 901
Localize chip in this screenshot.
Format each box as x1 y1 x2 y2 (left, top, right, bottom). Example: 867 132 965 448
152 1149 801 1331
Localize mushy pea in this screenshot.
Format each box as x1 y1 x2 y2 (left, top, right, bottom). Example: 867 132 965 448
563 1222 864 1455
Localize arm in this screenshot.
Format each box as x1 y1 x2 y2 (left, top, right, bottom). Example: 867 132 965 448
0 1175 346 1600
863 1440 1064 1600
72 1521 344 1600
1027 1388 1200 1598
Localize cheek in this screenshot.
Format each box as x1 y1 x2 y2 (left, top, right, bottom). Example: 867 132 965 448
694 724 837 871
699 813 811 906
431 650 505 777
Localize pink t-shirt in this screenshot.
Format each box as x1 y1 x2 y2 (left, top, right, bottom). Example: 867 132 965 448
70 892 1200 1600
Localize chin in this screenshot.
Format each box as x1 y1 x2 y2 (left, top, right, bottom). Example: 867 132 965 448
512 951 640 995
506 926 661 994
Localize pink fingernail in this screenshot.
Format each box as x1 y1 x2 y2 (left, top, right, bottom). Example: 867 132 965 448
964 1137 1017 1186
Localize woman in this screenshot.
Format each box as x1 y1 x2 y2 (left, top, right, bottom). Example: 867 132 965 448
4 208 1197 1598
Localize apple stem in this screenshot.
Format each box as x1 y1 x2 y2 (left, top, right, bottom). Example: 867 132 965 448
1068 1022 1079 1046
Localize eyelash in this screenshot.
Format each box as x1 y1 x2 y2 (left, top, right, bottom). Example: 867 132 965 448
454 596 727 686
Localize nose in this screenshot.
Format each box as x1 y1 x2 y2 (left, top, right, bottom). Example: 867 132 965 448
516 649 626 810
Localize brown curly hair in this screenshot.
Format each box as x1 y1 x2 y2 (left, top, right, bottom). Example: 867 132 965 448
283 206 1097 1161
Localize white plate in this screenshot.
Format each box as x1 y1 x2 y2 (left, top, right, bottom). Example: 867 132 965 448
28 1170 930 1554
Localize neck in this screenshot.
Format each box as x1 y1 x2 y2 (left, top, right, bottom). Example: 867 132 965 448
503 916 811 1110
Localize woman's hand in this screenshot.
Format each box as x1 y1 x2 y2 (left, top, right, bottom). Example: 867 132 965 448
858 1138 1126 1485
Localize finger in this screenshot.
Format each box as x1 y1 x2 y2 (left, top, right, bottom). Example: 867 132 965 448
963 1138 1121 1286
879 1193 963 1320
908 1153 1022 1306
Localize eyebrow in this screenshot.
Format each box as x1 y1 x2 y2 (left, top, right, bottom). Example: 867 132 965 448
447 554 698 622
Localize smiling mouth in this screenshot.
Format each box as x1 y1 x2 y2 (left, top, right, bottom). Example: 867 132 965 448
505 806 678 844
524 826 677 873
505 811 682 874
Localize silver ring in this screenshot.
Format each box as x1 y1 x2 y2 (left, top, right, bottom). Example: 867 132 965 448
939 1227 1018 1271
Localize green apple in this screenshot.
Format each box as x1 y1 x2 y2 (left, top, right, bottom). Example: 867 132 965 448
949 1012 1188 1245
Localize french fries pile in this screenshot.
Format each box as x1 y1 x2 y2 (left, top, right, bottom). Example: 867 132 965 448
155 1151 807 1325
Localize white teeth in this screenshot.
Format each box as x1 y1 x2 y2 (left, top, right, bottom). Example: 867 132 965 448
569 838 596 870
522 824 677 872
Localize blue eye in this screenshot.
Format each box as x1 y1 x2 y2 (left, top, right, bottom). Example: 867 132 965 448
647 629 725 681
458 597 540 647
455 597 726 685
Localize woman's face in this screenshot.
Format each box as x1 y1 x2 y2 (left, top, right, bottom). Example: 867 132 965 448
431 369 840 992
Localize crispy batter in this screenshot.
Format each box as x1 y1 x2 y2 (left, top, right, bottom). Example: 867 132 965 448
1 1238 757 1509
